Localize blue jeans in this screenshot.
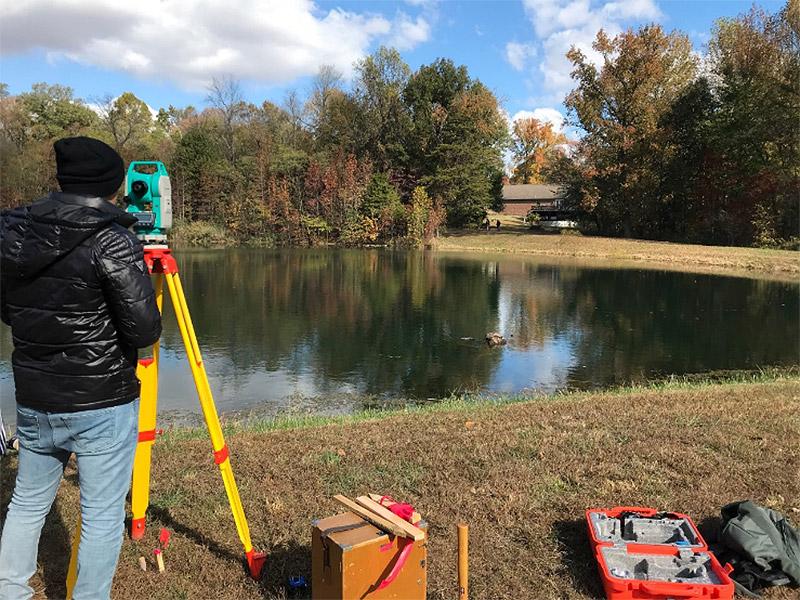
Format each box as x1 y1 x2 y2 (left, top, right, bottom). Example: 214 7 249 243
0 400 138 600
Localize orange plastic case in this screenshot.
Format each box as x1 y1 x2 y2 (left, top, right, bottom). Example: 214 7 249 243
586 507 735 600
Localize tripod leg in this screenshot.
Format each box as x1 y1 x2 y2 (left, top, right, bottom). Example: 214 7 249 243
65 515 81 599
130 273 163 540
164 272 266 579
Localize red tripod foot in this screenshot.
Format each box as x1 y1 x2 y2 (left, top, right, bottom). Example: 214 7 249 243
131 517 146 541
246 549 267 579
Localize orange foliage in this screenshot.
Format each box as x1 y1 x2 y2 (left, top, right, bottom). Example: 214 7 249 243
510 117 569 184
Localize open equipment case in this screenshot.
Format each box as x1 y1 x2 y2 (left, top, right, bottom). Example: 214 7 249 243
586 506 735 599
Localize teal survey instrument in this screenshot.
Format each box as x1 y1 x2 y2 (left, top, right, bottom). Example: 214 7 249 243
123 161 172 243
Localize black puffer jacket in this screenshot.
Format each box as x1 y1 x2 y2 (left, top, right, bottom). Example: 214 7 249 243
0 193 162 411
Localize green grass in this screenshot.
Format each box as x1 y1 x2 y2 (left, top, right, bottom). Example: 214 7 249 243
158 366 798 441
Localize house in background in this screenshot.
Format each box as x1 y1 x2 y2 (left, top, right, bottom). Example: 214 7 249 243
500 184 569 221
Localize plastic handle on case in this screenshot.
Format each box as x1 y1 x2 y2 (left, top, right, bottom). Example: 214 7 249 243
614 506 658 515
639 582 702 597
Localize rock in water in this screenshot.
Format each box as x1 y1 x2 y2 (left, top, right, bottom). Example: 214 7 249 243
485 332 507 347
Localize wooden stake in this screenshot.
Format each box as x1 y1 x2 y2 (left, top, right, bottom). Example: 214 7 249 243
138 556 147 572
153 549 165 573
458 523 469 600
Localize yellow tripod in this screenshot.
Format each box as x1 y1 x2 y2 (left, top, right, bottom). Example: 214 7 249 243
66 246 265 597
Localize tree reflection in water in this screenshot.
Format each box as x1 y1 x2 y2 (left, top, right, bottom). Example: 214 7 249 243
1 249 796 417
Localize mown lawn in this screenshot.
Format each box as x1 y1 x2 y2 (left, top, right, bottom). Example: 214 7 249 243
2 376 799 599
434 230 800 281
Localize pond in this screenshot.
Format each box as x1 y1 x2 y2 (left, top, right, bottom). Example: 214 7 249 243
1 248 798 421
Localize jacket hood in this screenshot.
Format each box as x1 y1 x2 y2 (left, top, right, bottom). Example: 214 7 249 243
1 192 137 279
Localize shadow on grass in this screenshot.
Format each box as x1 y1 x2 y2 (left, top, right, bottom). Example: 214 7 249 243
145 504 242 566
696 515 722 546
552 518 605 598
258 540 311 600
442 228 557 238
143 506 312 598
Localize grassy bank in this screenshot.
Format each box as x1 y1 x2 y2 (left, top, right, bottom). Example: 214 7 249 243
2 373 799 599
434 231 800 281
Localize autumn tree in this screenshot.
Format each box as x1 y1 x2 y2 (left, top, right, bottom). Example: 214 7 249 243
404 59 507 226
700 3 800 245
206 76 249 165
307 65 344 138
352 47 412 172
510 117 569 184
170 118 228 222
563 25 697 238
95 92 153 157
0 83 97 206
314 90 363 156
403 58 471 176
18 83 97 141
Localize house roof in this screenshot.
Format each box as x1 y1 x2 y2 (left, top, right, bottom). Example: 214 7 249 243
502 184 562 201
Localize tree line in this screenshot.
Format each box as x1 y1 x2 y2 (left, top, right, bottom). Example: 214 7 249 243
557 3 799 247
0 2 796 248
0 49 506 247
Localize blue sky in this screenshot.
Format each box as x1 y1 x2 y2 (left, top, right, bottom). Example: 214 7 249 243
0 0 782 131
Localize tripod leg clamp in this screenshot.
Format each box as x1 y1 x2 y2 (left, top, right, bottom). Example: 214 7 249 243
213 444 229 465
138 429 161 443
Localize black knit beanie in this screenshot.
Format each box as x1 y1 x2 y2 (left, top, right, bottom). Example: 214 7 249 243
54 136 125 198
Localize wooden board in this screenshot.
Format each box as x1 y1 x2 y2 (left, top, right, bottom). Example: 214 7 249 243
332 495 408 539
355 496 426 542
367 493 422 523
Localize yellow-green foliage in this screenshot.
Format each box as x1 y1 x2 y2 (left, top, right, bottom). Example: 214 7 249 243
340 214 379 246
407 186 432 247
170 220 232 248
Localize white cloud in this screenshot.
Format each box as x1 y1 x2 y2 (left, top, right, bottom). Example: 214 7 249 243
505 42 537 71
388 13 431 51
510 108 566 133
523 0 593 38
0 0 433 89
601 0 661 21
517 0 662 101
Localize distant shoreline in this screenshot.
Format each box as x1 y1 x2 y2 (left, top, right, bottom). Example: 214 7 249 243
434 230 800 282
171 228 799 282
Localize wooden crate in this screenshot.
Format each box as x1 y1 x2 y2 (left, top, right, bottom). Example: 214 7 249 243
312 511 427 599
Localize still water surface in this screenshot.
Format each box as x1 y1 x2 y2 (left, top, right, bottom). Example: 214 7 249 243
1 249 797 420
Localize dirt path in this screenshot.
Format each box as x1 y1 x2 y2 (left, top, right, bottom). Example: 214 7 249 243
3 377 799 599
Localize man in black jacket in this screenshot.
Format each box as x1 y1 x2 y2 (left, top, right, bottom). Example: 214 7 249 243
0 137 162 600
